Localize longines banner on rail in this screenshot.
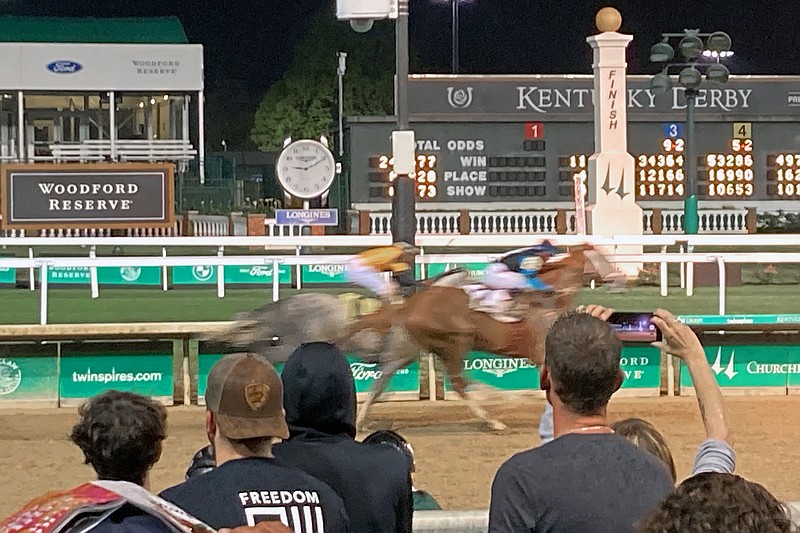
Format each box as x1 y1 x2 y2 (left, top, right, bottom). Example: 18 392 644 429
407 75 800 119
0 163 175 230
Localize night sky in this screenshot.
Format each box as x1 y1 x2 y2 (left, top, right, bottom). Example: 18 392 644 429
2 0 797 93
1 0 796 148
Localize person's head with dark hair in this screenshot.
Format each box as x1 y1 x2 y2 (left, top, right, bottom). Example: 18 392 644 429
637 473 792 533
611 418 676 483
363 430 415 472
69 390 167 488
540 311 623 420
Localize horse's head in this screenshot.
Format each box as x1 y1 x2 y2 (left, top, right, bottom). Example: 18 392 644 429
538 247 590 294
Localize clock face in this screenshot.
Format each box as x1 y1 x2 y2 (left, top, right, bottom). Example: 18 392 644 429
276 140 337 199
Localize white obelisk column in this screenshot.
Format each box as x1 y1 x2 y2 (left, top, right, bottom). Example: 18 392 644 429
585 8 643 277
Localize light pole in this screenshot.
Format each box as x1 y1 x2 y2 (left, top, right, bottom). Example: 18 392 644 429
391 0 416 244
451 0 459 74
337 52 347 158
648 30 733 234
338 0 416 244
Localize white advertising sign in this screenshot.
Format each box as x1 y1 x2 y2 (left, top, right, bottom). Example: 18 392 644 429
0 43 203 91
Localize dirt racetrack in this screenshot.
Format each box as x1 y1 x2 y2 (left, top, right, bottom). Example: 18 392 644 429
2 395 800 518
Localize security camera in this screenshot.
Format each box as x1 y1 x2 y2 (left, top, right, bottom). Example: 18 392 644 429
349 19 374 33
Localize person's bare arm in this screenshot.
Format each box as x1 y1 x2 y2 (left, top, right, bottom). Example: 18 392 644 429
651 308 733 447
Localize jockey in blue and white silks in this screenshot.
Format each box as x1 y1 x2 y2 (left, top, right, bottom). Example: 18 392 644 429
483 240 559 293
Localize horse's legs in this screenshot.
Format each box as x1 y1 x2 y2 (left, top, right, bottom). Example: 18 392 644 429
441 344 508 431
355 326 415 433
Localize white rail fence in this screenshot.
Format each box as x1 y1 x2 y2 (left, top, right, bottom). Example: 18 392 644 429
410 504 800 532
1 244 799 325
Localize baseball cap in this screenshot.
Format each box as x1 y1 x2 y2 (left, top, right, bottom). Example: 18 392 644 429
205 353 290 440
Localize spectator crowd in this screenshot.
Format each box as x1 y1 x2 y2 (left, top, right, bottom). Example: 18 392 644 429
1 305 794 533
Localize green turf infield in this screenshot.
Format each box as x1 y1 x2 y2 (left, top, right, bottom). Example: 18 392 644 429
1 285 797 325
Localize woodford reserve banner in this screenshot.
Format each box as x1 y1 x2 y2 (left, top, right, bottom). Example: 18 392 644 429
0 163 174 230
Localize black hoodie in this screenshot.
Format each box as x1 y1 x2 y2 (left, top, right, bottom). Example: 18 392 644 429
274 342 413 533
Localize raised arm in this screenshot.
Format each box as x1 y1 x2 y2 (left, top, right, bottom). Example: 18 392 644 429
651 308 735 474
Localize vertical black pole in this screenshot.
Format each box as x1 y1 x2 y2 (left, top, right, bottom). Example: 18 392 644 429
452 0 459 74
684 89 698 234
391 0 416 244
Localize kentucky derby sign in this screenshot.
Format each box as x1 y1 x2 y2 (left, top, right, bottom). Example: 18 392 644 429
275 208 338 226
0 163 174 230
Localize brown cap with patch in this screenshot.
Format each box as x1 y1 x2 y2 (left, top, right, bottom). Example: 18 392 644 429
205 353 290 440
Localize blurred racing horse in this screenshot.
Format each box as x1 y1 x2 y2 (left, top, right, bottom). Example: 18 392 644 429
205 244 619 432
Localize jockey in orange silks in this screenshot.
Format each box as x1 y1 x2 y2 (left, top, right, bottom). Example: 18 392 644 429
345 242 418 302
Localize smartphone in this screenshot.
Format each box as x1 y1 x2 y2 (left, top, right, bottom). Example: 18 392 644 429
607 312 661 343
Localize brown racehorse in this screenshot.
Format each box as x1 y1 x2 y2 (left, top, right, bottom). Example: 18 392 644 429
204 245 619 432
344 244 617 431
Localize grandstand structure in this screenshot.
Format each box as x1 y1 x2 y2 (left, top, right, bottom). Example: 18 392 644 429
0 16 203 176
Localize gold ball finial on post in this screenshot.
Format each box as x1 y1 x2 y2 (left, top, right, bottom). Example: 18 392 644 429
596 7 622 33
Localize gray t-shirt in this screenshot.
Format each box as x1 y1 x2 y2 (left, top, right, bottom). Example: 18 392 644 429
537 403 736 475
488 433 674 533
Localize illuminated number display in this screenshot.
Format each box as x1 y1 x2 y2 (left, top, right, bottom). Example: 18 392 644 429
557 154 588 199
702 137 755 197
635 138 686 199
767 152 800 197
367 154 438 199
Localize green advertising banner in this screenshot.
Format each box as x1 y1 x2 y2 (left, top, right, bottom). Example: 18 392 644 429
173 264 291 285
679 315 800 326
45 266 161 285
0 349 58 405
444 347 661 392
197 353 419 403
301 264 350 284
680 345 800 390
0 267 15 284
424 262 489 279
60 348 174 402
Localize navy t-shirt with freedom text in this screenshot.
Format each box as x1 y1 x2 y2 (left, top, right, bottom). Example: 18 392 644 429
159 457 351 533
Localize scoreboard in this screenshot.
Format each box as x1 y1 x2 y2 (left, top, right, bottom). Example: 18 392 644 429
347 75 800 205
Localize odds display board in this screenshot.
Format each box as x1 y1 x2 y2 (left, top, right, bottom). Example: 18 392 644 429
347 75 800 204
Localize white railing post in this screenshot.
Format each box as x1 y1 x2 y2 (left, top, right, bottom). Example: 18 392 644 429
39 263 49 325
28 247 35 291
659 245 668 297
428 352 437 402
717 255 726 315
89 246 99 299
216 246 225 299
161 247 168 292
679 245 685 289
295 246 302 291
686 245 694 297
272 258 280 302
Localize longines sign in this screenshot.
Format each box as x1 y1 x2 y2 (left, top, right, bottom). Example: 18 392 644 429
408 75 800 118
0 163 175 230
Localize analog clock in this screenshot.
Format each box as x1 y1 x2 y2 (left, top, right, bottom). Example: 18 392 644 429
276 139 337 199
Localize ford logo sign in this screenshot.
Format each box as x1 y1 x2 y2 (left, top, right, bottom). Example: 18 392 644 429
46 61 83 74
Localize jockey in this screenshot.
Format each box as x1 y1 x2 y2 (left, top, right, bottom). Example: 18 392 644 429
345 242 418 303
484 240 559 293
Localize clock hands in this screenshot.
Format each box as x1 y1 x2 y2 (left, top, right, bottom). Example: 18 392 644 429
292 158 326 171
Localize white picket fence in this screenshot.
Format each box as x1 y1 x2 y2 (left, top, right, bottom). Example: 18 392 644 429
367 208 752 235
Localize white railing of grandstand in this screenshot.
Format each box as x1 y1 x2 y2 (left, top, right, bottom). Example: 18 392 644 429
368 209 749 235
410 504 800 532
2 248 800 325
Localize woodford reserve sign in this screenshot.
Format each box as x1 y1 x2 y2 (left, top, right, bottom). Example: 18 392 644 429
0 163 174 230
